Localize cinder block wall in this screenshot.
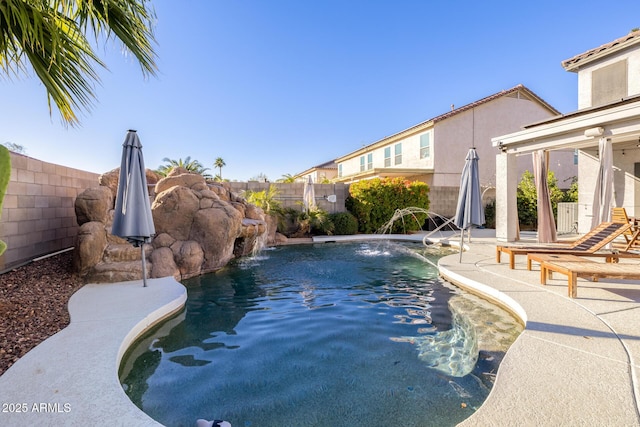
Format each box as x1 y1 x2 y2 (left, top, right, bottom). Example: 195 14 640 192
0 152 99 271
227 182 349 214
428 186 462 218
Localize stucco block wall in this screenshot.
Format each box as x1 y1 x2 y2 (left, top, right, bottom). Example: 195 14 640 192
427 186 462 218
0 152 99 271
227 182 349 214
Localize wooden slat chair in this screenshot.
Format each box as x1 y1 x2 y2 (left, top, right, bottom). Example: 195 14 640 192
611 207 640 250
536 257 640 298
495 222 633 269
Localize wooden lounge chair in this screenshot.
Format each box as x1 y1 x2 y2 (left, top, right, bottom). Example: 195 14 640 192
611 207 640 250
533 254 640 298
496 221 633 269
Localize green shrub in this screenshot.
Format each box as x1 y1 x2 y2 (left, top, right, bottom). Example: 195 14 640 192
330 212 358 235
309 208 334 236
0 146 10 255
563 176 578 202
346 177 429 234
517 170 565 230
277 207 334 237
483 199 496 229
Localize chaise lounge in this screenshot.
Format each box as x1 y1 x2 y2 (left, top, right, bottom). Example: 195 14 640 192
495 221 634 269
528 253 640 298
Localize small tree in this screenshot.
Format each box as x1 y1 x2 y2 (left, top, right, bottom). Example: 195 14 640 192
563 177 579 202
517 170 565 229
244 185 281 214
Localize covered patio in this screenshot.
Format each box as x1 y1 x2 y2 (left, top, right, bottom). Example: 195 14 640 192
492 95 640 242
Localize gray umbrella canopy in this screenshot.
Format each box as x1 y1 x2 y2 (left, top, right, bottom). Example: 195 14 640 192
112 130 155 285
454 148 485 261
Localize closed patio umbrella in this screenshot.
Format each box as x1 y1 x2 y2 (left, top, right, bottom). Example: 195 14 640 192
303 175 315 212
533 150 557 243
591 137 614 229
454 148 485 262
112 130 155 287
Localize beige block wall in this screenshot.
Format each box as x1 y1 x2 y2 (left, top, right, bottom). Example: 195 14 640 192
428 186 462 218
0 152 99 271
227 182 350 214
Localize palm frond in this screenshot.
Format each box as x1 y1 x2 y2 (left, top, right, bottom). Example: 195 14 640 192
0 0 157 125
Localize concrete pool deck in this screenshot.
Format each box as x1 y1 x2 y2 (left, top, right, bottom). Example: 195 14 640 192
0 231 639 425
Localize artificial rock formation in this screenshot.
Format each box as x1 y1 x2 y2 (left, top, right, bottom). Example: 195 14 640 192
73 168 271 283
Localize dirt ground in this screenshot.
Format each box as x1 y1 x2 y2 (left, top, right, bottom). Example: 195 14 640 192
0 251 83 375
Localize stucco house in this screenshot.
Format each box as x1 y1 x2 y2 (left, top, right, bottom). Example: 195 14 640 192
294 159 338 183
321 85 576 217
493 30 640 242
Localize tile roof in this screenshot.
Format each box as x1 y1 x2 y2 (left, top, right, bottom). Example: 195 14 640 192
336 85 559 161
430 84 559 122
562 29 640 71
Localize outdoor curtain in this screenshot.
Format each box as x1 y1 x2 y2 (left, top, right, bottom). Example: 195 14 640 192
533 150 557 243
591 137 614 229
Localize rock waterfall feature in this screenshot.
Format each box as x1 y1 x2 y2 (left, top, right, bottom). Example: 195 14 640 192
73 168 272 283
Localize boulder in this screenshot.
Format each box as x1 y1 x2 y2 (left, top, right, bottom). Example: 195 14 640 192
152 186 200 240
98 168 120 199
150 247 180 279
73 221 107 275
152 232 176 249
245 204 265 221
190 202 243 272
155 172 205 195
87 261 149 284
74 187 113 225
208 184 230 201
172 240 205 278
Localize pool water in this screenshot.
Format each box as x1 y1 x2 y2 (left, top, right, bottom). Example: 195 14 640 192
120 241 522 427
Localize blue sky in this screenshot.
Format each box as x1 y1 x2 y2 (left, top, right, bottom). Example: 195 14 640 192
1 1 639 181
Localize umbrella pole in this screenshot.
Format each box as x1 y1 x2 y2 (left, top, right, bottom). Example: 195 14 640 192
459 229 464 262
141 245 148 287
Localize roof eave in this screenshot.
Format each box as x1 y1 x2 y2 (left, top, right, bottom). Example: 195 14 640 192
562 32 640 72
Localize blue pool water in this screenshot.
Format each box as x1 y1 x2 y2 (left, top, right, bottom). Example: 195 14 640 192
120 241 521 426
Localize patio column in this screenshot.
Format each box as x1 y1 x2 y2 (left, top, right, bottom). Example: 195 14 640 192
495 152 519 242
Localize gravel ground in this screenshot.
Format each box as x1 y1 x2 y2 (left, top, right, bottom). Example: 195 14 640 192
0 251 83 376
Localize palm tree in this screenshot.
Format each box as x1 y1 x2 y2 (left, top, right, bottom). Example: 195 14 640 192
157 157 211 177
214 157 226 180
0 1 157 126
277 174 297 183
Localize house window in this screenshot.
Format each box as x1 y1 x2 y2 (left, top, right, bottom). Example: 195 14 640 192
384 147 391 167
394 143 402 165
367 153 373 170
592 60 627 107
360 156 365 172
420 133 431 159
574 149 578 165
338 164 342 177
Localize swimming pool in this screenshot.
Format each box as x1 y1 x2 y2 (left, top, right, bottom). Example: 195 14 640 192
120 241 522 426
